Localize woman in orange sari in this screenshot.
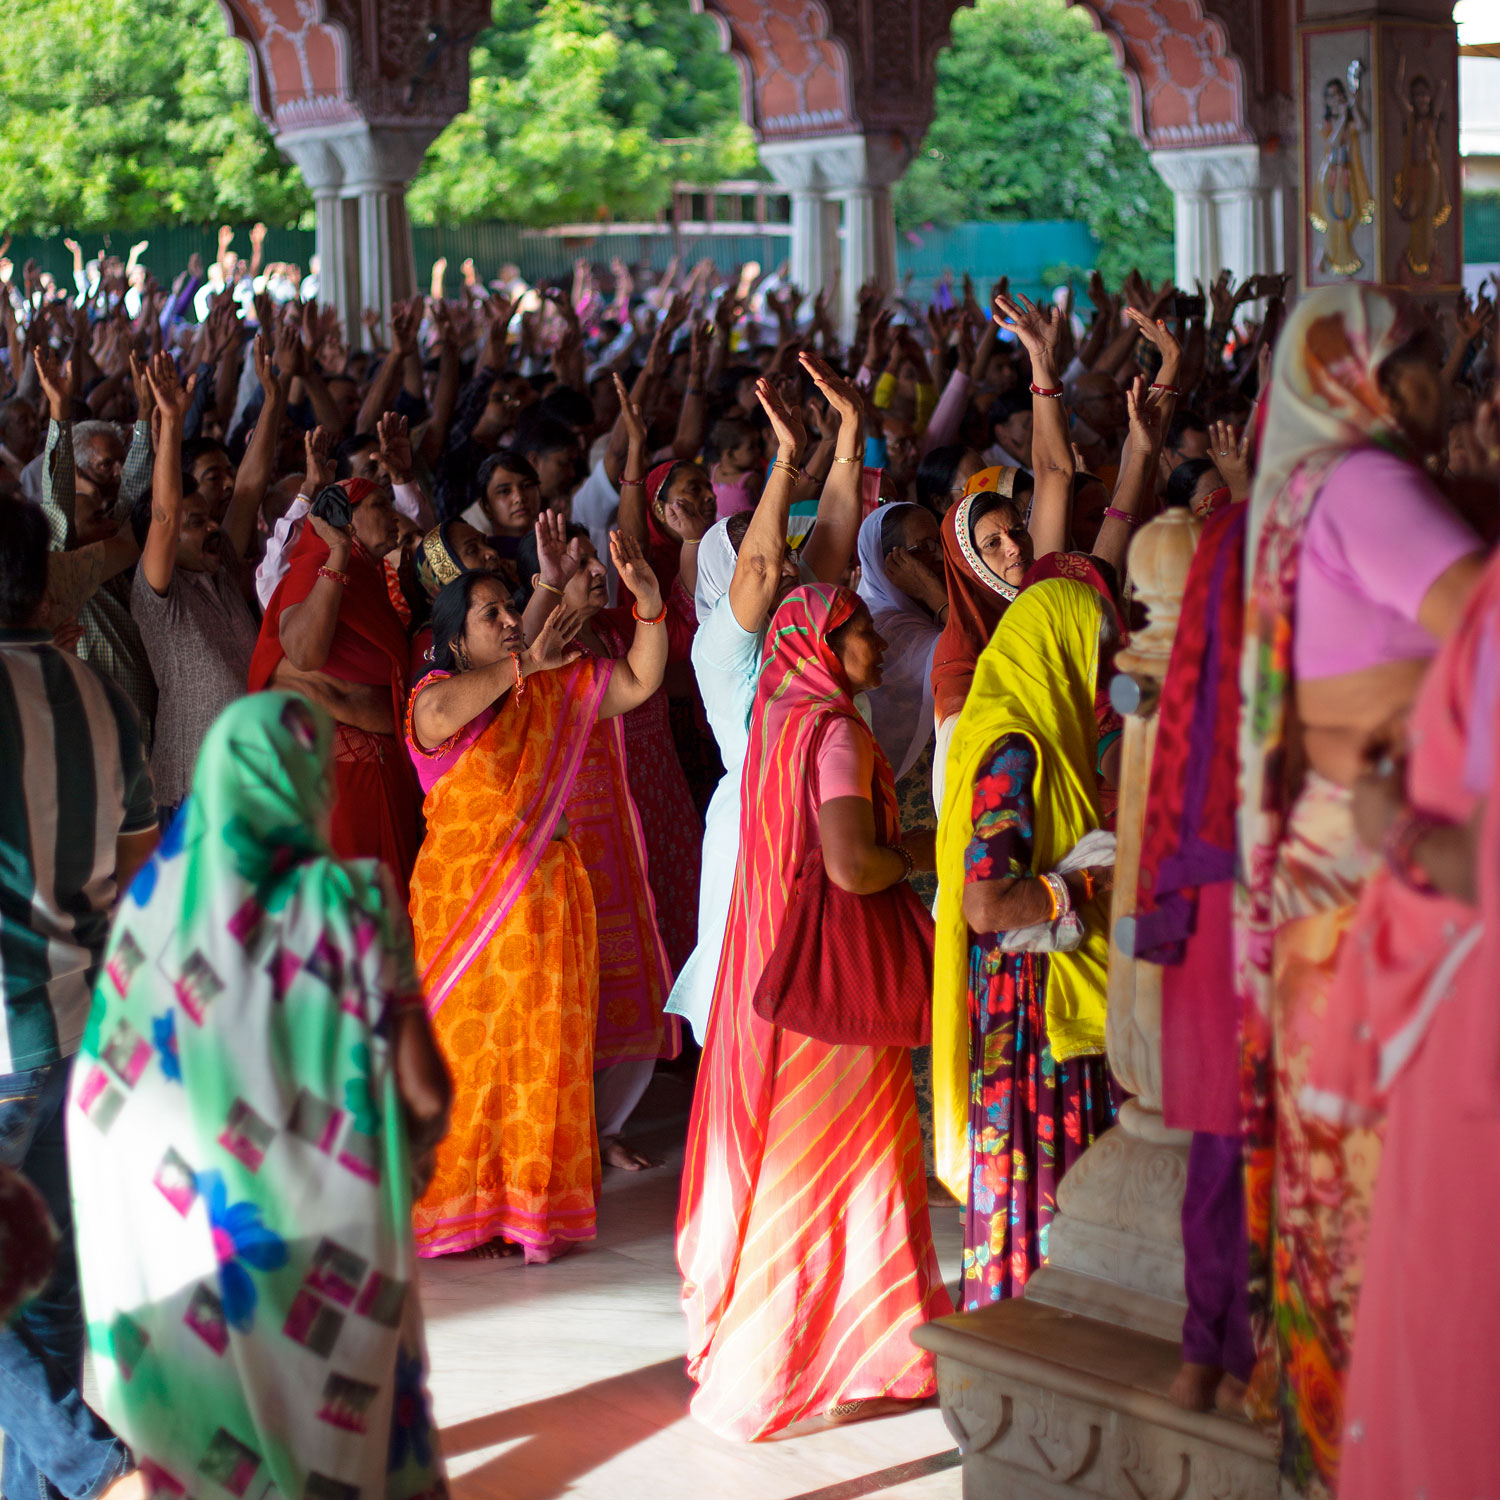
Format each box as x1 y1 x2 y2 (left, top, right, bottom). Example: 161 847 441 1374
404 533 668 1262
677 584 952 1441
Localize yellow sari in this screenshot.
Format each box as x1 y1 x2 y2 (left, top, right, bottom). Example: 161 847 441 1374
933 579 1110 1197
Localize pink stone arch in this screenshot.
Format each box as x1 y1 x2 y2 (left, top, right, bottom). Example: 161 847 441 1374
1068 0 1257 150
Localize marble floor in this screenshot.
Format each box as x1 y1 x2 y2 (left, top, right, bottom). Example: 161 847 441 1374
420 1069 967 1500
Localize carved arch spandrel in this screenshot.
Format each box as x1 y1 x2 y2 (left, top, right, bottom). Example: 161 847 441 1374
215 0 490 133
1068 0 1256 150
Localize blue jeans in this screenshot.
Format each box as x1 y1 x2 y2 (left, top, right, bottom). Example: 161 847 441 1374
0 1060 132 1500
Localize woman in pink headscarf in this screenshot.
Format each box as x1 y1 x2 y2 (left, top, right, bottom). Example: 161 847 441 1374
1307 506 1500 1499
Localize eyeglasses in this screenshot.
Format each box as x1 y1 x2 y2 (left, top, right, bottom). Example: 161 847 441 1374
903 537 941 559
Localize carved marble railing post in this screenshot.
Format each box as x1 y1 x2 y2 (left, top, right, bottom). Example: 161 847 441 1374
1022 507 1203 1343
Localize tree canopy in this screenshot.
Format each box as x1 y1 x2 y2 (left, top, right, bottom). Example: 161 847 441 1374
0 0 309 235
0 0 1174 285
408 0 757 227
896 0 1175 284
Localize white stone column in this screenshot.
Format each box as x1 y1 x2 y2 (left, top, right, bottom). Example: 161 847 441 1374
276 134 358 334
759 139 842 307
1150 143 1294 289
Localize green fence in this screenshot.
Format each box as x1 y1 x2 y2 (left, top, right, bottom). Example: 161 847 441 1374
1466 193 1500 265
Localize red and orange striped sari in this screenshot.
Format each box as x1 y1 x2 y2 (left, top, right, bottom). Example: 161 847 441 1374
676 585 952 1441
410 658 612 1259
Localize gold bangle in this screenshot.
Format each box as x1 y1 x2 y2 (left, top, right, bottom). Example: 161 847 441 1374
773 460 802 480
832 455 863 466
530 574 563 597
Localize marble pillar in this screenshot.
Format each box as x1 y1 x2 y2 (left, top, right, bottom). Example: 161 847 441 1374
1022 508 1202 1343
276 123 435 346
1150 145 1298 289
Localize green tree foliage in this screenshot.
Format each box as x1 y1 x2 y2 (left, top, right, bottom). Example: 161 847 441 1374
407 0 757 227
898 0 1175 283
0 0 309 235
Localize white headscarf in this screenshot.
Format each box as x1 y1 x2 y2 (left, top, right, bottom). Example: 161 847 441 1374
694 519 739 624
855 504 941 781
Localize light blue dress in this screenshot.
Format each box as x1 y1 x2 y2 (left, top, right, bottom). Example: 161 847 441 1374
664 595 763 1041
665 594 871 1041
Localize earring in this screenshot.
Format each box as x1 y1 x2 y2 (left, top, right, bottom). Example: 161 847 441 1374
455 642 471 672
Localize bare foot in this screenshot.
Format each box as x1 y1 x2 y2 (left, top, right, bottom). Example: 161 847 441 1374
1168 1361 1222 1412
1215 1373 1249 1418
523 1238 580 1266
452 1236 522 1261
601 1134 654 1171
100 1473 149 1500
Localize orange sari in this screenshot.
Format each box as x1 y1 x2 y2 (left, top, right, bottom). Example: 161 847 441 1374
410 659 611 1259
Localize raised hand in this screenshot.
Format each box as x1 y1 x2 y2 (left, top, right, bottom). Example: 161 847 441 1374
303 425 335 495
799 350 861 425
390 297 422 355
612 372 648 450
1208 418 1253 500
273 319 304 381
145 350 194 424
610 528 663 615
1124 306 1182 371
534 510 580 592
33 345 69 421
525 598 586 674
864 306 895 371
251 332 277 398
1125 375 1165 450
755 374 807 458
377 411 413 485
993 290 1063 371
129 347 154 421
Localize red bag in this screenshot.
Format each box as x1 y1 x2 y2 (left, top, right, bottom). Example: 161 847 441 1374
752 846 935 1048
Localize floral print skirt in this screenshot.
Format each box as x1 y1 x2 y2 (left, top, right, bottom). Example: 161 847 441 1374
961 944 1115 1309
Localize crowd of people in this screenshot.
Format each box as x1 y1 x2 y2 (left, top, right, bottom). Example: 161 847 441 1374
0 221 1496 1500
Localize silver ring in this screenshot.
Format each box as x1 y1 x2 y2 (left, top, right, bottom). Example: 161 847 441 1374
1218 450 1228 456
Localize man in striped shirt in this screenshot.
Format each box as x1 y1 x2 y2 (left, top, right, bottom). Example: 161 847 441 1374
0 496 155 1500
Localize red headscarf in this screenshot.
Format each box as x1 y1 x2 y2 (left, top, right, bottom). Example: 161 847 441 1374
739 585 901 963
645 460 685 593
1020 551 1121 633
930 491 1021 723
248 478 410 724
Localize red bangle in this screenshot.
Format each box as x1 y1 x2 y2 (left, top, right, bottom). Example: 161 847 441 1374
633 599 668 625
1029 382 1064 398
510 650 527 698
1150 382 1182 396
1103 506 1140 527
317 565 350 586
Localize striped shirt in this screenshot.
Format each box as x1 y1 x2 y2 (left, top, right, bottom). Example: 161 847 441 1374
0 630 157 1073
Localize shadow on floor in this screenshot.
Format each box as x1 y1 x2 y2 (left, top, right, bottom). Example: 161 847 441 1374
439 1357 696 1499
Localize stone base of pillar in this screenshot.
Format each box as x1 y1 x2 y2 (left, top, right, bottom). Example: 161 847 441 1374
1023 1100 1191 1346
913 1300 1278 1499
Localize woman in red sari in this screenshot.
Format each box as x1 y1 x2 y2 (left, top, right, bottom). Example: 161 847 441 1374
677 583 952 1441
249 476 423 898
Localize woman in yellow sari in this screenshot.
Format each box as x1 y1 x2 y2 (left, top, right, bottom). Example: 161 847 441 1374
403 533 668 1262
933 578 1119 1306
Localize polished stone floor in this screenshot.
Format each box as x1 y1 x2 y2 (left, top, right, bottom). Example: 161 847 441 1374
419 1070 966 1500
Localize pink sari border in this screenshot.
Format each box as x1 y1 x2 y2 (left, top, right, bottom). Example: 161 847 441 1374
422 661 612 1015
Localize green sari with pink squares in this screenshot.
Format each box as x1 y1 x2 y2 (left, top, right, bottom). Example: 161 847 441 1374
68 693 446 1500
